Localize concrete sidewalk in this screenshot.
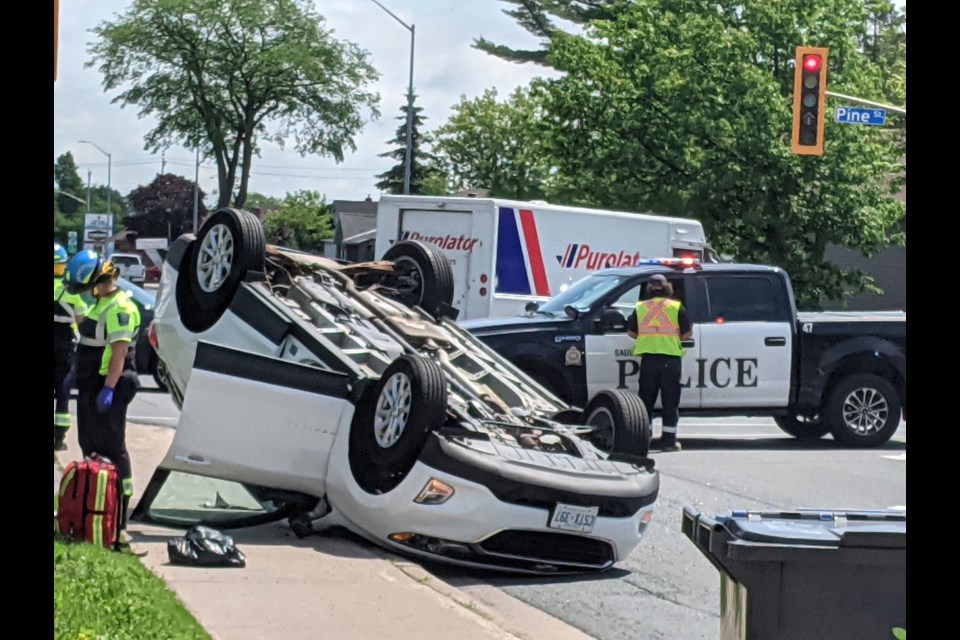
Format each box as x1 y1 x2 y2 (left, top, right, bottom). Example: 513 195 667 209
54 421 594 640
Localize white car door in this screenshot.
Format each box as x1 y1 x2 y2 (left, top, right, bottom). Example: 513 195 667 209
698 275 793 408
585 276 702 408
157 342 356 497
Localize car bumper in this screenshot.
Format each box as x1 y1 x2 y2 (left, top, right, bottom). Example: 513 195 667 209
327 433 658 574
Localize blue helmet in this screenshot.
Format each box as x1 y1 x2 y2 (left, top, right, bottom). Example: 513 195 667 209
64 249 104 295
54 243 68 264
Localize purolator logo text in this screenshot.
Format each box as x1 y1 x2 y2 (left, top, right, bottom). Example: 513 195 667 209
556 244 642 270
401 231 480 252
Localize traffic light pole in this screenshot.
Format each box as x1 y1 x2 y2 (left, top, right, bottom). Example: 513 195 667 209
824 91 906 115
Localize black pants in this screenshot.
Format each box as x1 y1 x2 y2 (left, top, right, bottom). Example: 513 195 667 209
76 371 138 484
53 334 74 418
638 353 683 434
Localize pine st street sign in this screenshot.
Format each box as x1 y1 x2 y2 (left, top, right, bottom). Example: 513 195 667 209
835 106 887 126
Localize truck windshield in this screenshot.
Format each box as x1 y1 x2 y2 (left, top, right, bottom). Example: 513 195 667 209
111 255 140 266
539 274 628 315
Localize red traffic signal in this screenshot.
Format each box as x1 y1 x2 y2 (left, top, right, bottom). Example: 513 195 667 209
803 55 822 72
791 46 829 156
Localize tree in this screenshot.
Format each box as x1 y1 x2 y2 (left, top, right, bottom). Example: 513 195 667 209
375 94 438 195
529 0 904 308
260 190 332 252
125 174 207 240
474 0 615 65
432 87 551 200
87 0 380 209
54 152 85 215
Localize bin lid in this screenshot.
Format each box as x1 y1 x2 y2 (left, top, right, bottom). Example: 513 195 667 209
718 510 906 549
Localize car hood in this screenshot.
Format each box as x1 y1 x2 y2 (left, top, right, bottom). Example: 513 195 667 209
460 314 572 336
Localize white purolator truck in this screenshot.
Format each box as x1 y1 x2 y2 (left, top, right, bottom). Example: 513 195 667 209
374 195 710 320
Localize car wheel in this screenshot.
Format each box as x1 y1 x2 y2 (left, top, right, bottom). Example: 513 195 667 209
773 412 830 440
349 354 448 494
380 241 454 318
152 355 169 392
179 208 266 332
583 390 652 457
825 374 902 448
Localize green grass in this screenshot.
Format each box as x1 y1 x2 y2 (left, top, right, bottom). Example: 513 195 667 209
54 537 211 640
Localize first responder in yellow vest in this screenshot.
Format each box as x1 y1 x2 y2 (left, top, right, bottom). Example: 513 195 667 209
627 274 692 451
54 243 89 451
63 250 141 521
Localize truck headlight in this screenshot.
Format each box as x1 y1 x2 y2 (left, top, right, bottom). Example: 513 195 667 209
414 479 455 505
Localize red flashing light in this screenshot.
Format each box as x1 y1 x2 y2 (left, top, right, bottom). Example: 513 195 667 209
803 55 822 72
716 317 726 325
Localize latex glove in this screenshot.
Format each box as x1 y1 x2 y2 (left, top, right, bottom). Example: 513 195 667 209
97 386 115 414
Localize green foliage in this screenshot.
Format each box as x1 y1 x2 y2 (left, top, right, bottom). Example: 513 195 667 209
54 538 210 640
892 628 906 640
521 0 905 308
87 0 380 209
375 94 440 195
261 190 333 252
55 152 86 216
432 87 552 200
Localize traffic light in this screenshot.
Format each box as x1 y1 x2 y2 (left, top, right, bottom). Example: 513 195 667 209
791 46 829 156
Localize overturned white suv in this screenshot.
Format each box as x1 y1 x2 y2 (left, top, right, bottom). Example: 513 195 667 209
134 208 659 574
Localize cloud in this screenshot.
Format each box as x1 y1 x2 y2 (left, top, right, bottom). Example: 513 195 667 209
54 0 555 203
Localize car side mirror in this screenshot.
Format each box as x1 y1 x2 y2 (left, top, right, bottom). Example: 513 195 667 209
598 308 626 332
564 305 581 320
525 301 540 314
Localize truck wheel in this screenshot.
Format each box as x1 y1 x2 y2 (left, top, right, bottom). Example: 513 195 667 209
181 208 266 332
826 374 902 448
583 390 652 457
773 413 830 440
349 355 448 494
381 241 454 318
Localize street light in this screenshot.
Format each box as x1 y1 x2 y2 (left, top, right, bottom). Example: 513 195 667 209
367 0 415 195
78 140 112 214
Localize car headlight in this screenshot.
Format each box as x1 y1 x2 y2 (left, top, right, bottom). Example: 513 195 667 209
414 479 455 505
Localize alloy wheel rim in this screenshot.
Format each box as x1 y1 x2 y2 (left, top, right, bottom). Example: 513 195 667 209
374 372 413 448
197 224 235 293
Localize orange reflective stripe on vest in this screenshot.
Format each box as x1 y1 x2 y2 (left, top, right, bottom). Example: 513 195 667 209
633 298 684 357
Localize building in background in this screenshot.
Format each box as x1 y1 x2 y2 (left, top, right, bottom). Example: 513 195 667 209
332 198 378 262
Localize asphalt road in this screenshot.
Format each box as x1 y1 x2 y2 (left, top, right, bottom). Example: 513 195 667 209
126 383 906 640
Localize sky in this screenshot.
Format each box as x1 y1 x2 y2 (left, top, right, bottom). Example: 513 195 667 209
53 0 559 205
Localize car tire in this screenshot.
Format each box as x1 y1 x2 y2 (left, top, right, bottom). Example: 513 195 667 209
381 241 455 318
349 354 448 494
773 413 830 440
583 390 652 457
825 374 902 448
180 208 266 332
152 355 169 392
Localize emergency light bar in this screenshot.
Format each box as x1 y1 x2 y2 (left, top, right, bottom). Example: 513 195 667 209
635 257 702 269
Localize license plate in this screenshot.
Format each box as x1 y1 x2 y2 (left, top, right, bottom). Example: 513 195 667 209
549 503 600 533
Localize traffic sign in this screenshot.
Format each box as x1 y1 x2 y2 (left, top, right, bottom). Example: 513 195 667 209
834 107 886 126
67 231 78 254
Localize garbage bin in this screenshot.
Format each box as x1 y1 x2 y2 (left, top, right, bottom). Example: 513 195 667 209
682 507 906 640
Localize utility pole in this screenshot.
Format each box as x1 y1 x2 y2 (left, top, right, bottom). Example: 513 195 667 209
86 170 92 212
161 152 167 174
193 147 200 233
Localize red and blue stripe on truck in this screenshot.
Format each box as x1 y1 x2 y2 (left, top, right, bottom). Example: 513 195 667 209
495 207 551 297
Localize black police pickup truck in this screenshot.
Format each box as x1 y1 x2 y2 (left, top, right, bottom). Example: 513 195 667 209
463 260 906 448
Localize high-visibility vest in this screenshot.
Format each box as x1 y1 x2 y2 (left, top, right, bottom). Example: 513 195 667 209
632 298 684 357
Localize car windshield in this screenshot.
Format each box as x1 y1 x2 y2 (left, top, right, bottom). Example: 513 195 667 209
538 274 629 315
117 277 155 309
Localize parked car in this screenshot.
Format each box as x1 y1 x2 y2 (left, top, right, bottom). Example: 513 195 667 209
134 208 660 574
109 253 147 285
